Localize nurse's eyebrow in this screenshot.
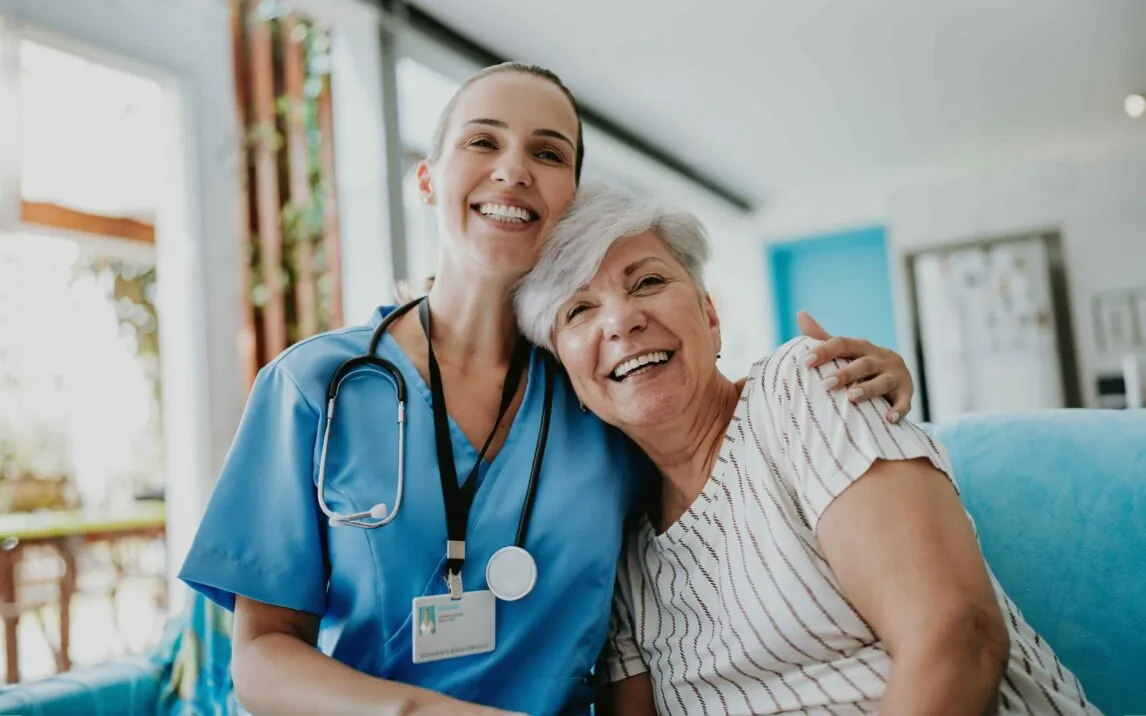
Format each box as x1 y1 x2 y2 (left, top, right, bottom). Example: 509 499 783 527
463 118 574 148
464 118 508 130
533 128 574 149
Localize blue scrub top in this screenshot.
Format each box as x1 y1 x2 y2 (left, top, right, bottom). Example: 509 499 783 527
179 307 646 715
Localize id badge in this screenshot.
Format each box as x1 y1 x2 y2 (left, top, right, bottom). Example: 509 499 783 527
412 590 496 664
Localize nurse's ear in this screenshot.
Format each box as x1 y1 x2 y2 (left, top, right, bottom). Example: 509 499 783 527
416 160 435 205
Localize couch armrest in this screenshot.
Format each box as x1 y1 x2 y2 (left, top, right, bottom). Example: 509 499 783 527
0 656 163 716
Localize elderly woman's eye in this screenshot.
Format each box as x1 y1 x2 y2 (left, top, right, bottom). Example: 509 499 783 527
634 275 665 290
565 304 588 322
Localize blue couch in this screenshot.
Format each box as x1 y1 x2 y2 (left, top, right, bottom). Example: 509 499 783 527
928 409 1146 715
2 409 1143 715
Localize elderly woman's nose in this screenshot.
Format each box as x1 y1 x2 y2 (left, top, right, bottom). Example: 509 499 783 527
491 147 532 186
603 300 646 339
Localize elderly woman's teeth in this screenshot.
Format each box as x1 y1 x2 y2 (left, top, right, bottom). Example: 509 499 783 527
612 351 671 380
477 203 535 223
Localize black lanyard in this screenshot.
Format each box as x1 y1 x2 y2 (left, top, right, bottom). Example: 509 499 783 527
419 299 532 597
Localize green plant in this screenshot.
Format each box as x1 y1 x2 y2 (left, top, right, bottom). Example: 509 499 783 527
242 9 339 349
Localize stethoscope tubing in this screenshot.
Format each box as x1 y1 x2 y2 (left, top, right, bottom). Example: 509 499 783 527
316 299 419 528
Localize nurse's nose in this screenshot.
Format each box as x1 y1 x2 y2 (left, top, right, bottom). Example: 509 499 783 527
603 299 646 341
491 147 532 187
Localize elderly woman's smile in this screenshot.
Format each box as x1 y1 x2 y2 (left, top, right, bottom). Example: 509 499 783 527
551 231 722 429
608 349 673 382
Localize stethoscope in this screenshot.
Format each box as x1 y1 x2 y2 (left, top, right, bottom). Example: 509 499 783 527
315 296 554 601
316 298 412 529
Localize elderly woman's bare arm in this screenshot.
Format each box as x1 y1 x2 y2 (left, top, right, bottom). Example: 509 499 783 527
817 458 1011 716
596 673 657 716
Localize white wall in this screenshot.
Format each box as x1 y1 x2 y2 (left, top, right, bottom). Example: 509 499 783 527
752 137 1146 412
704 215 770 380
888 140 1146 409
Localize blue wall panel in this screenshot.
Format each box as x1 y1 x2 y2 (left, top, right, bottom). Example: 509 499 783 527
767 226 897 350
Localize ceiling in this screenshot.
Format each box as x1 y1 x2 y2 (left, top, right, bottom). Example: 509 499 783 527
409 0 1146 209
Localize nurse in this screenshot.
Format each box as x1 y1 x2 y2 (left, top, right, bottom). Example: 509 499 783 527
178 62 915 716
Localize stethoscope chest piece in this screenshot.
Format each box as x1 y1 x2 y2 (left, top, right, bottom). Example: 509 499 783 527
486 545 537 601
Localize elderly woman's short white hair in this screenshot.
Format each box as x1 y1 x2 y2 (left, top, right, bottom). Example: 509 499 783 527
514 183 712 352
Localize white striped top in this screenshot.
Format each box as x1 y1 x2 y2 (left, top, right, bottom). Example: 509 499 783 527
603 337 1099 715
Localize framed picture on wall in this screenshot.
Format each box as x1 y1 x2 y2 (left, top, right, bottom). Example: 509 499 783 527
905 230 1081 423
1094 288 1146 353
1134 293 1146 348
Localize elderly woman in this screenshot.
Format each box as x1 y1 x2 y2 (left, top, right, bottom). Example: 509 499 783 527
514 185 1099 716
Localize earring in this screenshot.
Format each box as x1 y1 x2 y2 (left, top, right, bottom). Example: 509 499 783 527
420 194 431 205
579 402 587 412
717 352 722 360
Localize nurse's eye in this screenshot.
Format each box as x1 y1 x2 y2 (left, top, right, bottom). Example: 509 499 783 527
467 136 498 150
535 147 565 163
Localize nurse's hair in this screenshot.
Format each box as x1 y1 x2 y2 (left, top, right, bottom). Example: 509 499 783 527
427 62 586 185
514 183 712 353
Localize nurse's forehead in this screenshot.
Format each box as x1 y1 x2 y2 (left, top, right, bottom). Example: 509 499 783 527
450 73 577 136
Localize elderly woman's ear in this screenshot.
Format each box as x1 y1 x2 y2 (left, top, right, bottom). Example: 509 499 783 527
705 294 722 357
795 310 914 423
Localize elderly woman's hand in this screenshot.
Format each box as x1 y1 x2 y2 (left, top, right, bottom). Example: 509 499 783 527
796 311 914 423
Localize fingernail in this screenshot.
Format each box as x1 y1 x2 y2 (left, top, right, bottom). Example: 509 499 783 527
821 376 838 390
803 352 817 366
847 387 864 401
890 411 901 423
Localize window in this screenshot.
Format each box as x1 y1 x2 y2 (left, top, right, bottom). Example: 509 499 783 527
2 38 164 511
0 35 168 683
17 40 163 241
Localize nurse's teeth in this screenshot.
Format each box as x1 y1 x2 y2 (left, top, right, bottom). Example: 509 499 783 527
478 203 534 223
612 351 670 380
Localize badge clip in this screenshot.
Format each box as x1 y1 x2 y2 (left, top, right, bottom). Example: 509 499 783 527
445 569 464 600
